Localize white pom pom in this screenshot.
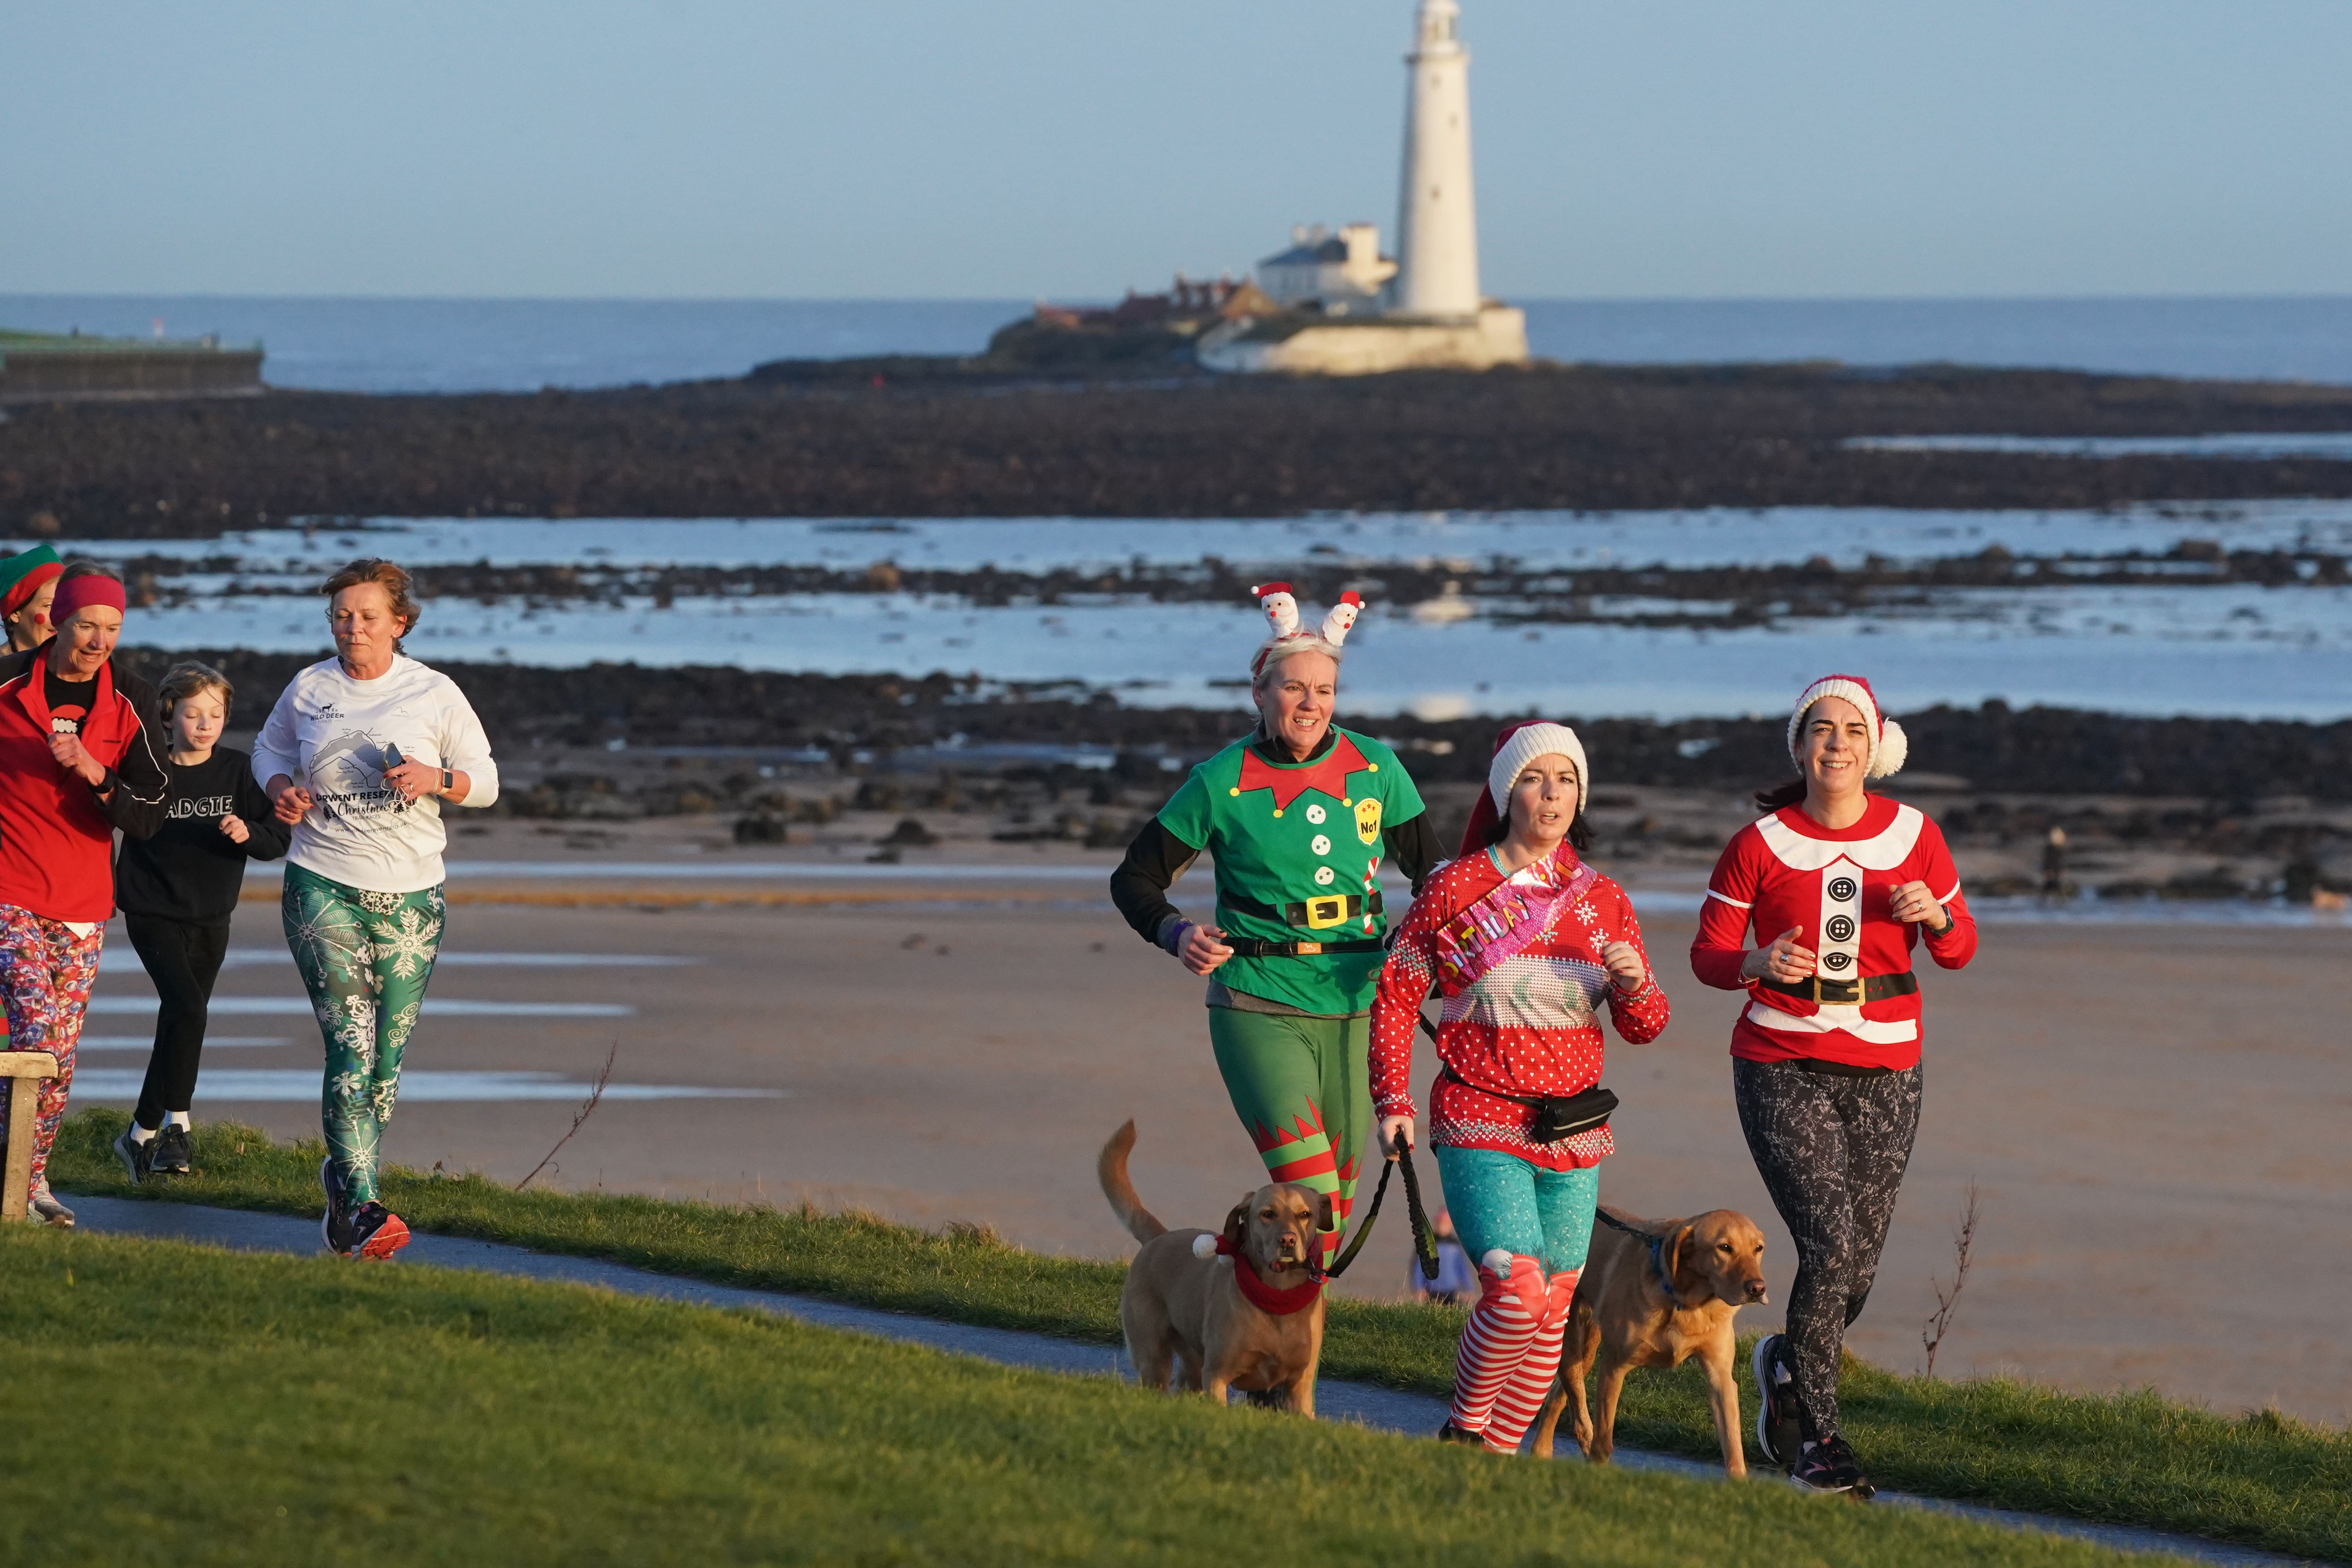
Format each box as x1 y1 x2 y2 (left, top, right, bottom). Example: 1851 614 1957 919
1870 717 1909 779
1192 1234 1219 1259
1481 1248 1514 1275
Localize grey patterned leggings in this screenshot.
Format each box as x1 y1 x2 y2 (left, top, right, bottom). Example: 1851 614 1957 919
1733 1057 1923 1438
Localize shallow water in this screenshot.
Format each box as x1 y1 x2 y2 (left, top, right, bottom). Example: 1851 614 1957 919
74 499 2352 575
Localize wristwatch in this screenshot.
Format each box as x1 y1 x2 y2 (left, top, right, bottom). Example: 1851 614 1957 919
438 768 454 796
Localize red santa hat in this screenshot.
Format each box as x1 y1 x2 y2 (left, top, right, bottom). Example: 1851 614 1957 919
1458 719 1590 855
1787 673 1908 780
1248 582 1364 679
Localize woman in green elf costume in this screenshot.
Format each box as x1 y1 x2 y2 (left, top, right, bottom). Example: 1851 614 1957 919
1111 583 1444 1264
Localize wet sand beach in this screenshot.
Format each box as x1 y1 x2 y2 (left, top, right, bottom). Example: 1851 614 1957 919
79 838 2352 1428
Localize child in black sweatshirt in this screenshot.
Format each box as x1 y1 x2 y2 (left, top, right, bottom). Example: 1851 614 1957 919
111 662 290 1180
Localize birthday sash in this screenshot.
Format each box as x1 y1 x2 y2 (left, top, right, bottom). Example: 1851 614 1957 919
1431 851 1601 997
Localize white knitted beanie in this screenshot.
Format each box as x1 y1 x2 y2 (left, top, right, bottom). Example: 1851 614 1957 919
1786 674 1908 780
1487 722 1590 815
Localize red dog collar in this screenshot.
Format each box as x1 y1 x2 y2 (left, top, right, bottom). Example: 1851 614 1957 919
1215 1235 1325 1316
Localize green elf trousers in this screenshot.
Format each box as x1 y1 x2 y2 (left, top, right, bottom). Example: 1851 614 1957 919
283 863 446 1203
1207 1005 1373 1264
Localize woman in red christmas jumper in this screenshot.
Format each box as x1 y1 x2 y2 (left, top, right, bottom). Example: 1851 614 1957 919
1691 675 1976 1497
0 570 168 1225
1370 721 1669 1453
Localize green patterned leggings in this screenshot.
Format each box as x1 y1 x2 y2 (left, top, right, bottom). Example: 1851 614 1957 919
283 864 446 1203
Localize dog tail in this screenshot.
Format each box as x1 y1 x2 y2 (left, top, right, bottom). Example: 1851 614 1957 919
1098 1120 1167 1243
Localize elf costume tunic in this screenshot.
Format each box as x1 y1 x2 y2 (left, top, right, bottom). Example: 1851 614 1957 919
1113 724 1437 1263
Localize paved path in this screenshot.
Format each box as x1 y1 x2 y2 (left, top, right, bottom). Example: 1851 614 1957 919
69 1197 2318 1568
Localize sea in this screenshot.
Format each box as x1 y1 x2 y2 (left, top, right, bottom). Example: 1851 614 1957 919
4 294 2350 392
8 292 2352 724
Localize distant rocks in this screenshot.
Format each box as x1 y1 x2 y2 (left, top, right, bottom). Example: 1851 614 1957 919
9 362 2352 537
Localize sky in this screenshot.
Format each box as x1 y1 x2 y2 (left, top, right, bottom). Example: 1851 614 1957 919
5 1 2347 302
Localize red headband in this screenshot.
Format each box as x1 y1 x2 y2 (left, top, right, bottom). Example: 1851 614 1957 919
51 575 127 624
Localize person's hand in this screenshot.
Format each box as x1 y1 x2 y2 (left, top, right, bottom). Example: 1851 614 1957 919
1741 926 1816 984
218 814 250 845
272 784 314 825
1178 922 1234 976
382 760 440 802
1890 880 1951 933
49 732 105 787
1601 939 1648 991
1379 1114 1416 1161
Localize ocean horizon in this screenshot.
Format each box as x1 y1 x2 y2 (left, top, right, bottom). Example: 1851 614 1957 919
5 293 2349 394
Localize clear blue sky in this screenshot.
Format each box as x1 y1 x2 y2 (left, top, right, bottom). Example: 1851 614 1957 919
5 0 2345 301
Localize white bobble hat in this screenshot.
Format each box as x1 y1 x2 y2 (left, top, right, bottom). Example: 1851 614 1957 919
1487 721 1590 815
1787 674 1909 780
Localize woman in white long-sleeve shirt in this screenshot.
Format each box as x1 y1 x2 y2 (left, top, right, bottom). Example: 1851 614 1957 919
254 558 498 1260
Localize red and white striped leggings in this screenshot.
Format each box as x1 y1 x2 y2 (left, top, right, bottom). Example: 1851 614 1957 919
1434 1145 1600 1453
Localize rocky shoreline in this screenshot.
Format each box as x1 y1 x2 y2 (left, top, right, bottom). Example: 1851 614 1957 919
11 362 2352 537
116 648 2352 901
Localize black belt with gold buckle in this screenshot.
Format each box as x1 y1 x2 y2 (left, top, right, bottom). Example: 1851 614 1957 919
1222 889 1385 933
1759 971 1919 1006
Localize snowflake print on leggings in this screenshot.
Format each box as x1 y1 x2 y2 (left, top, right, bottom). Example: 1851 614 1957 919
283 864 444 1203
0 906 103 1189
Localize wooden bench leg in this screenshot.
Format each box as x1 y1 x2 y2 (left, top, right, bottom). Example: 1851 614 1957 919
0 1053 64 1223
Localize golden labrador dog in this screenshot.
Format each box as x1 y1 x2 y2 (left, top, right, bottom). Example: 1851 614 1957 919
1097 1120 1330 1416
1529 1205 1769 1476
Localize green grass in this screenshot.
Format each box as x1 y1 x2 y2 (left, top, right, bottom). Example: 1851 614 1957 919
51 1109 2352 1562
2 1225 2171 1567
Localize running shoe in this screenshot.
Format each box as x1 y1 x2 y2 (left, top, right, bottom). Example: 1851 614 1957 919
152 1123 192 1176
1789 1434 1874 1499
319 1157 356 1255
112 1125 156 1185
347 1202 410 1262
1435 1420 1488 1447
1752 1332 1801 1473
29 1182 74 1228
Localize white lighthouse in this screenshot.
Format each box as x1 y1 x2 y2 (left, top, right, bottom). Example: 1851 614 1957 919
1198 0 1529 374
1393 0 1482 318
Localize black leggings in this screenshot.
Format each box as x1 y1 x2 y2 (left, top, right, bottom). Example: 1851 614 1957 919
124 915 231 1131
1732 1057 1923 1439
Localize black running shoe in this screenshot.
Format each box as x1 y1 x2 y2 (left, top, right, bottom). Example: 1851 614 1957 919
320 1157 356 1255
1789 1434 1873 1499
348 1202 410 1262
1752 1332 1801 1472
112 1125 156 1185
152 1123 192 1176
1436 1420 1487 1446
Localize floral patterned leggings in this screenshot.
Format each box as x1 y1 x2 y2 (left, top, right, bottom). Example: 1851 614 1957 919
283 864 445 1204
0 905 103 1190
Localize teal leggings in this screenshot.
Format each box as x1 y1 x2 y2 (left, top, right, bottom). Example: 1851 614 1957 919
1434 1145 1600 1276
283 864 446 1203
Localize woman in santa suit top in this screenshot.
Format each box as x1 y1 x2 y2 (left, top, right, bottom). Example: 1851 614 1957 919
1690 674 1976 1497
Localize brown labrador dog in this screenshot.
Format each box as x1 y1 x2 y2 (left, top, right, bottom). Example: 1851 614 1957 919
1097 1119 1331 1416
1529 1205 1770 1476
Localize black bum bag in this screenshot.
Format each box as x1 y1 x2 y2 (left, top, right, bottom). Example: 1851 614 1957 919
1440 1065 1619 1144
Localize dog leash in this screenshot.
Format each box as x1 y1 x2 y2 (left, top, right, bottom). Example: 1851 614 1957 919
1323 1140 1440 1281
1321 1010 1452 1281
1594 1207 1680 1299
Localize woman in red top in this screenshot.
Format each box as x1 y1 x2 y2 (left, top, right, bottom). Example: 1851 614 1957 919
1690 674 1975 1496
1372 721 1669 1454
0 570 168 1225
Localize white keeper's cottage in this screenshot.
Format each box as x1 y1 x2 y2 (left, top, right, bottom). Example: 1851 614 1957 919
1200 0 1531 374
